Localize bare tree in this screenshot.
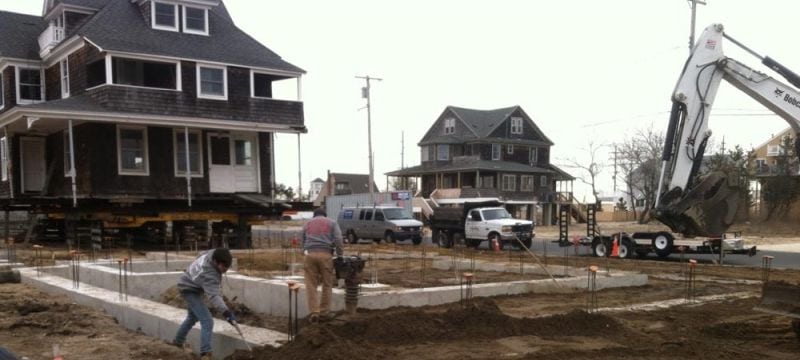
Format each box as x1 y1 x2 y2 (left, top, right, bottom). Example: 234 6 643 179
561 139 605 208
615 125 664 223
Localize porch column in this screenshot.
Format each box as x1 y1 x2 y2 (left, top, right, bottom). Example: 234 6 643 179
68 120 77 207
3 127 12 199
184 127 192 207
457 172 461 189
475 170 480 188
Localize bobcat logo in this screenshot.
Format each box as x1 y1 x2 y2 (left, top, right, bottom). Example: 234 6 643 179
775 88 785 98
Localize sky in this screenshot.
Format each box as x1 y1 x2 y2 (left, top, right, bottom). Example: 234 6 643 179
2 0 798 201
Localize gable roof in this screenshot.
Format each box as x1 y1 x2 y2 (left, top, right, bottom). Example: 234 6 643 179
753 127 793 152
62 0 302 74
329 173 380 194
0 11 48 60
420 105 554 146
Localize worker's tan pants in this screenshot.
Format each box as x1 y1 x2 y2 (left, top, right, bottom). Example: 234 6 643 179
304 252 335 315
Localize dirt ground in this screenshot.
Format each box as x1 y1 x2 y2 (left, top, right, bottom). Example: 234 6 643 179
2 219 800 359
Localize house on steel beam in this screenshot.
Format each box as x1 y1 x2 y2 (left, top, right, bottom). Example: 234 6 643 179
386 106 575 225
0 0 305 247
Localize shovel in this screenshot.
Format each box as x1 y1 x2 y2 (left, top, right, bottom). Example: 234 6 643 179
229 320 253 352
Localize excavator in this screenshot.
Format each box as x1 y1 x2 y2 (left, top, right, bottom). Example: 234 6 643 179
655 23 800 338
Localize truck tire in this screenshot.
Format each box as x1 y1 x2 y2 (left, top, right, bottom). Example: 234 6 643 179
346 230 358 244
487 232 501 250
435 230 451 248
412 236 422 245
652 232 673 258
592 237 608 257
618 238 635 259
520 238 533 250
384 231 395 243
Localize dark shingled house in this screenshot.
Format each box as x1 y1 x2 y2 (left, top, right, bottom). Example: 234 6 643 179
0 0 305 246
387 105 574 224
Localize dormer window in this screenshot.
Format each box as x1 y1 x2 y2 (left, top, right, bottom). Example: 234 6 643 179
183 6 208 35
444 118 455 134
510 117 523 134
152 2 178 31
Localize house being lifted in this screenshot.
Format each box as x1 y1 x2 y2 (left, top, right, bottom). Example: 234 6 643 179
0 0 305 247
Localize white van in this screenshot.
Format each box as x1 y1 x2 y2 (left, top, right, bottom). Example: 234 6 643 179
337 206 423 245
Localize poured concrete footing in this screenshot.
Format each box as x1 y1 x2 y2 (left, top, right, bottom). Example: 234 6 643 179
19 268 285 360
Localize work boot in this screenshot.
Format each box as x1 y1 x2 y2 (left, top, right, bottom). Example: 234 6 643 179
199 353 213 360
168 340 191 353
319 312 336 323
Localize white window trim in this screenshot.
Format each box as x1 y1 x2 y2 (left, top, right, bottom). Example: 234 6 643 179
250 70 273 99
182 5 209 35
502 174 516 191
492 144 501 160
511 117 523 134
529 147 538 164
116 125 150 176
196 63 228 100
110 56 182 91
520 175 534 192
507 144 514 155
15 66 45 105
60 59 70 99
151 1 179 32
173 128 204 177
540 175 548 187
444 118 455 135
437 144 449 161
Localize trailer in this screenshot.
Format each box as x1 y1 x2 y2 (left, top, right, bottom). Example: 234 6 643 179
560 204 757 259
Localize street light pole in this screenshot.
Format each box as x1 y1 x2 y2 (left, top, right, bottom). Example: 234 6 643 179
689 0 707 51
356 75 382 204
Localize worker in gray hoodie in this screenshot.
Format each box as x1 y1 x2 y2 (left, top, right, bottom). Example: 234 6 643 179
172 248 236 359
302 207 344 322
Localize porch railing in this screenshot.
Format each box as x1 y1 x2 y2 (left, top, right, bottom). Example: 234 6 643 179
38 25 64 56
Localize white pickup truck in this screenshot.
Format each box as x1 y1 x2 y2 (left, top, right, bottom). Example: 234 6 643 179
430 200 534 249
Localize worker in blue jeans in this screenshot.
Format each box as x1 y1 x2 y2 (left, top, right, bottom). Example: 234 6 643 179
173 248 236 360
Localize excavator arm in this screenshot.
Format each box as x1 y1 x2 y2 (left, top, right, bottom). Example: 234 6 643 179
655 23 800 237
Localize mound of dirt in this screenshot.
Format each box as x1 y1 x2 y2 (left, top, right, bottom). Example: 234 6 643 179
227 298 625 360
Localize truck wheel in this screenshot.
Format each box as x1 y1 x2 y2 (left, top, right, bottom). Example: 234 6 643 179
384 231 395 243
412 236 422 245
592 238 608 257
618 238 634 259
435 230 451 248
521 238 533 250
652 232 673 258
346 231 358 244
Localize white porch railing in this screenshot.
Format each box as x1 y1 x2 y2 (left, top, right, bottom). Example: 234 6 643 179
38 25 64 56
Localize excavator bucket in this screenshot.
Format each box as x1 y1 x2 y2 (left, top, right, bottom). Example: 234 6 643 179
754 281 800 319
655 171 739 238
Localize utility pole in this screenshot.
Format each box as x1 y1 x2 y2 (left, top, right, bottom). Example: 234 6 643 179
688 0 707 50
297 133 302 201
356 75 382 205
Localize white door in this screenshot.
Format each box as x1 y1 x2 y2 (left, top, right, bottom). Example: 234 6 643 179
208 133 235 193
20 137 46 193
465 209 482 239
208 133 259 193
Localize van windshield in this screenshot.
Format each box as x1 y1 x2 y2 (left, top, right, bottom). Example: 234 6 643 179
482 208 512 220
382 208 413 220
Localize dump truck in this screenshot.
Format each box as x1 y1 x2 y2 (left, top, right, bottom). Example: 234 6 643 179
429 200 534 249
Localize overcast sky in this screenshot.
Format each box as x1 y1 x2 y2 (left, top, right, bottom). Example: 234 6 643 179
2 0 798 201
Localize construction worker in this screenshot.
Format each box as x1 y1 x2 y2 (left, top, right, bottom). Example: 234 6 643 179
172 248 236 359
301 207 344 322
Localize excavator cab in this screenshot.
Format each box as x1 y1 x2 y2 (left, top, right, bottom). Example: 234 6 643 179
655 171 739 238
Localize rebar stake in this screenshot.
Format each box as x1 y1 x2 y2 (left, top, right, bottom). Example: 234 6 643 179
123 258 129 301
685 259 697 302
33 245 43 277
761 255 774 287
460 272 474 307
286 281 298 342
587 265 598 313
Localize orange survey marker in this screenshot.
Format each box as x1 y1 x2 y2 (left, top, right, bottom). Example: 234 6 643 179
610 238 619 257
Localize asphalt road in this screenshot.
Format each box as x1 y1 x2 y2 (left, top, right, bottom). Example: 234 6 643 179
383 235 800 270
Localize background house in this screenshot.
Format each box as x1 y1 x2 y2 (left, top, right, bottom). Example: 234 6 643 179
387 105 574 224
313 172 380 206
308 177 324 202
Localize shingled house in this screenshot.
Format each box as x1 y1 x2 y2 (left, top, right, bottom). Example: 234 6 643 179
312 172 380 206
0 0 305 246
387 105 573 224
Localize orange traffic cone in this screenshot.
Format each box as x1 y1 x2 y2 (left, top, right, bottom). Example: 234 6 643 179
491 237 500 252
610 238 619 257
